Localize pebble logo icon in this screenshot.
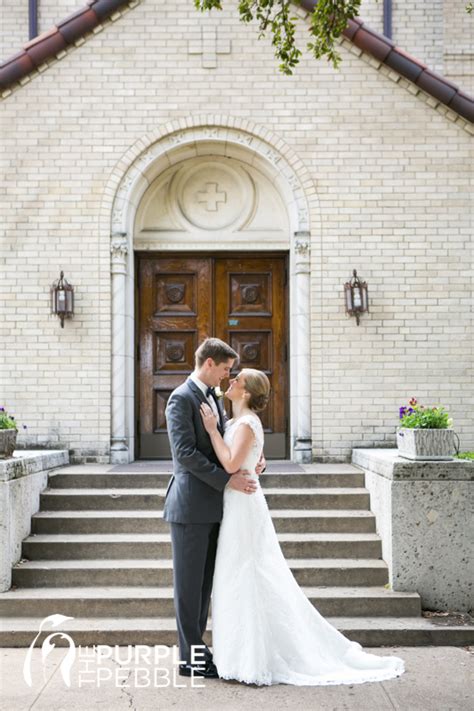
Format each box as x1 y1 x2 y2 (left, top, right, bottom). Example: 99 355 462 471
23 614 76 687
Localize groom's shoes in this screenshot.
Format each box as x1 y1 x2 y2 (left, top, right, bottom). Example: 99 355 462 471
178 660 219 678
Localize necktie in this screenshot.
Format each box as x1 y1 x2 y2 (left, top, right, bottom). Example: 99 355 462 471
206 387 224 433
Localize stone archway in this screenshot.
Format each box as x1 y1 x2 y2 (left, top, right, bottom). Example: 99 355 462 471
106 118 318 463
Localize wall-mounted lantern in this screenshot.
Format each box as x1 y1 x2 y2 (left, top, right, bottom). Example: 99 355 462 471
344 269 369 326
50 271 74 327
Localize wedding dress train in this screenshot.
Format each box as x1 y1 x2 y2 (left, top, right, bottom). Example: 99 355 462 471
211 414 406 686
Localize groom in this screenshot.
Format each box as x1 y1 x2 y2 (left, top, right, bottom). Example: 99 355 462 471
163 337 262 678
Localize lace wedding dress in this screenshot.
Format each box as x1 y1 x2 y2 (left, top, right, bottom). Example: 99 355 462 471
211 414 406 686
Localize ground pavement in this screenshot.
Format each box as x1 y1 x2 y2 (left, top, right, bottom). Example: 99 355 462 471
0 645 472 711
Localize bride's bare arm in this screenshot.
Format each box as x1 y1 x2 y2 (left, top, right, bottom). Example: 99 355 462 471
200 403 255 474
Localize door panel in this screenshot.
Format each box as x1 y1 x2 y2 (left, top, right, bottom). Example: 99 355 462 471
215 257 287 457
137 254 287 458
138 257 212 458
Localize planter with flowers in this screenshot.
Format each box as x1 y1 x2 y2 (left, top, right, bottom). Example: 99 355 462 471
0 407 27 459
397 398 458 461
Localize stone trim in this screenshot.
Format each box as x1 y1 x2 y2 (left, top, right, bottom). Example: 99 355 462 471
0 450 69 482
0 0 472 125
352 448 474 481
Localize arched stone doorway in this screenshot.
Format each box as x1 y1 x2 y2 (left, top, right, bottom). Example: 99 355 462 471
108 120 315 463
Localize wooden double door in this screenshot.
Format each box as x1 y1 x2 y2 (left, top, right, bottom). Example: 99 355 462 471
137 253 288 458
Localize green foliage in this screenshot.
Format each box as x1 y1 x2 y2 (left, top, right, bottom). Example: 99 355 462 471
307 0 361 70
195 0 361 74
398 398 453 430
0 407 17 431
195 1 473 74
455 451 474 460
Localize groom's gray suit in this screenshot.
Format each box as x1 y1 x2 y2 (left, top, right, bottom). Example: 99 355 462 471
163 377 229 664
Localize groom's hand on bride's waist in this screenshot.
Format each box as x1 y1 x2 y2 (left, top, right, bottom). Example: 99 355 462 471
255 453 266 476
228 470 258 494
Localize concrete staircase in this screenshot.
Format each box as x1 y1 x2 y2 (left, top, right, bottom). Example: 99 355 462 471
0 463 470 646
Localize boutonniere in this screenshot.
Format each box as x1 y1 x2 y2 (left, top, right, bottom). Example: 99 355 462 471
214 387 224 399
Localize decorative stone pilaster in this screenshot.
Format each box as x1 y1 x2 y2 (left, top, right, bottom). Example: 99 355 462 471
110 234 130 463
291 232 312 463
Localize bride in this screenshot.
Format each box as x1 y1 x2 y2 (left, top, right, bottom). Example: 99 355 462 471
200 367 406 687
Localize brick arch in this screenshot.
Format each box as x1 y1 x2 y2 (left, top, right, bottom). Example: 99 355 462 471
103 115 319 243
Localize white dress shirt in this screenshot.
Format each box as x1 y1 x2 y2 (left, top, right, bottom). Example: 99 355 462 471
189 371 220 419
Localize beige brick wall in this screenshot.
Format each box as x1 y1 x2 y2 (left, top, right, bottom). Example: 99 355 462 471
361 0 445 70
0 2 28 61
359 0 384 33
360 0 473 92
1 0 472 461
0 1 78 63
443 0 474 95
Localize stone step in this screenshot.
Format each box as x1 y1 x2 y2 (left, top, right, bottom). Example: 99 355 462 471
31 509 377 534
39 488 371 511
47 471 366 489
21 533 383 559
1 615 472 648
12 558 389 588
0 586 421 618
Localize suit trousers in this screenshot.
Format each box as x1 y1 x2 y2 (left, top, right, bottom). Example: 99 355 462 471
169 521 220 664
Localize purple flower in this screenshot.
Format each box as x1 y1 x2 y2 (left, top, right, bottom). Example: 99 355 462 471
399 406 406 419
0 407 4 412
407 407 414 415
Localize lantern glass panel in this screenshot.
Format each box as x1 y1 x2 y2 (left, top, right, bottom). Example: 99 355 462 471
361 286 368 311
353 287 362 309
57 290 67 312
344 285 352 311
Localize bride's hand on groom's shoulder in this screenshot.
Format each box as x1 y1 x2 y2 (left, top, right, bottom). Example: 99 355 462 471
200 403 218 433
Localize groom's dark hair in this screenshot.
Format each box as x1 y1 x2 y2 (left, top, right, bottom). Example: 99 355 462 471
195 338 239 367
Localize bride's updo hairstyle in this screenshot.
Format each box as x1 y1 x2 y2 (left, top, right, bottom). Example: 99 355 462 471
242 369 271 413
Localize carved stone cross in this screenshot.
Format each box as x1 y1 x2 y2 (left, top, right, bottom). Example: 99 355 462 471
197 182 227 211
188 26 232 69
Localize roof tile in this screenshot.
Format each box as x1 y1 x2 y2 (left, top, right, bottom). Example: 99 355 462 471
449 90 474 121
57 8 99 45
24 27 67 67
416 68 458 106
384 48 425 83
87 0 125 21
0 51 35 90
350 25 394 63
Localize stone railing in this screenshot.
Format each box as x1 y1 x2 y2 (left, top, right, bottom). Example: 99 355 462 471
352 448 473 611
0 450 68 592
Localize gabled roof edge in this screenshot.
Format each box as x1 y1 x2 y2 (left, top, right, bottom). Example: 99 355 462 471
0 0 131 91
299 0 473 123
0 0 473 123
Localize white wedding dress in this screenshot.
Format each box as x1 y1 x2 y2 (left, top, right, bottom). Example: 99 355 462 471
211 414 406 686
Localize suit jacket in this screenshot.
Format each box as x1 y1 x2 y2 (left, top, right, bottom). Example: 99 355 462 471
163 378 230 523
